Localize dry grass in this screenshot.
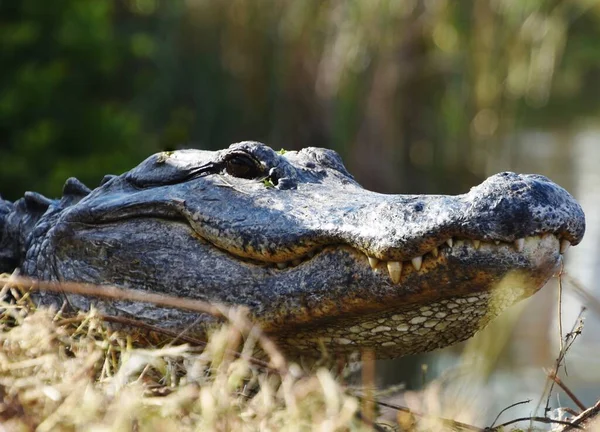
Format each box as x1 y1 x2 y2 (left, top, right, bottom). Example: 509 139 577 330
0 291 366 431
1 274 599 431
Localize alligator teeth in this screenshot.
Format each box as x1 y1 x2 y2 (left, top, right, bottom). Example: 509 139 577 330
368 257 379 269
494 240 500 245
276 262 288 270
411 256 423 271
560 239 571 254
472 240 481 250
514 238 525 252
431 246 439 257
292 259 302 266
446 238 453 248
387 261 402 284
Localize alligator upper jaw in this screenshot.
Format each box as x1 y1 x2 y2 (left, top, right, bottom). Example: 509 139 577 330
67 196 576 283
175 172 584 271
66 168 585 274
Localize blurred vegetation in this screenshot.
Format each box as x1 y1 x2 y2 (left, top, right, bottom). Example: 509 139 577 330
2 0 600 200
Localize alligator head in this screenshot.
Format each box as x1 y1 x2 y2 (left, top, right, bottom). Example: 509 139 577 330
3 142 585 358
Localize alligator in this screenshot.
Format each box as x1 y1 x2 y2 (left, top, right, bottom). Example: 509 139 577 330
0 142 586 358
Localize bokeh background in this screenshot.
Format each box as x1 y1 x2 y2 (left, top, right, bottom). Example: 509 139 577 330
2 0 600 426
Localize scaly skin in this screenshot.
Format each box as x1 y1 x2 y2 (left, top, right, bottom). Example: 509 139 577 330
0 142 586 358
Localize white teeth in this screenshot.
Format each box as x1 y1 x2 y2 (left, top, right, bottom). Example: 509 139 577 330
514 238 525 252
560 239 571 254
387 261 402 284
411 256 423 271
365 233 570 280
273 233 570 273
368 257 379 269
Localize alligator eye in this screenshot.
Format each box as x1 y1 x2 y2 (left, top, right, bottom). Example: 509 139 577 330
224 153 263 179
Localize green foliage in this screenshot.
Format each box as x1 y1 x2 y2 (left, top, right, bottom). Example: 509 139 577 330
0 0 159 200
262 178 276 189
2 1 600 200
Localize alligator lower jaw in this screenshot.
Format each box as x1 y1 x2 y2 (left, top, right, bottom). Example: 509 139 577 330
265 234 562 358
261 233 567 285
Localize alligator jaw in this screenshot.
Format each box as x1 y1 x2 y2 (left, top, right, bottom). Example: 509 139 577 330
257 232 563 322
46 216 563 358
265 233 562 357
257 233 566 287
363 234 563 286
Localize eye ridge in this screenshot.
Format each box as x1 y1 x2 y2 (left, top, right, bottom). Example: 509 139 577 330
224 152 264 179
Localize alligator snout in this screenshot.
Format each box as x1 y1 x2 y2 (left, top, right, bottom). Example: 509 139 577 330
328 170 584 265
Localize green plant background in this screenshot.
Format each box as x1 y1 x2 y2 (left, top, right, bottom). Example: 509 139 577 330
2 0 599 200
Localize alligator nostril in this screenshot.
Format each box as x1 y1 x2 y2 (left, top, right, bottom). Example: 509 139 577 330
268 167 281 186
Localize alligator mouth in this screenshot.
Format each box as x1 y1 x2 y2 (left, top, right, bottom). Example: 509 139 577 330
362 233 566 284
203 228 567 283
74 206 571 287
